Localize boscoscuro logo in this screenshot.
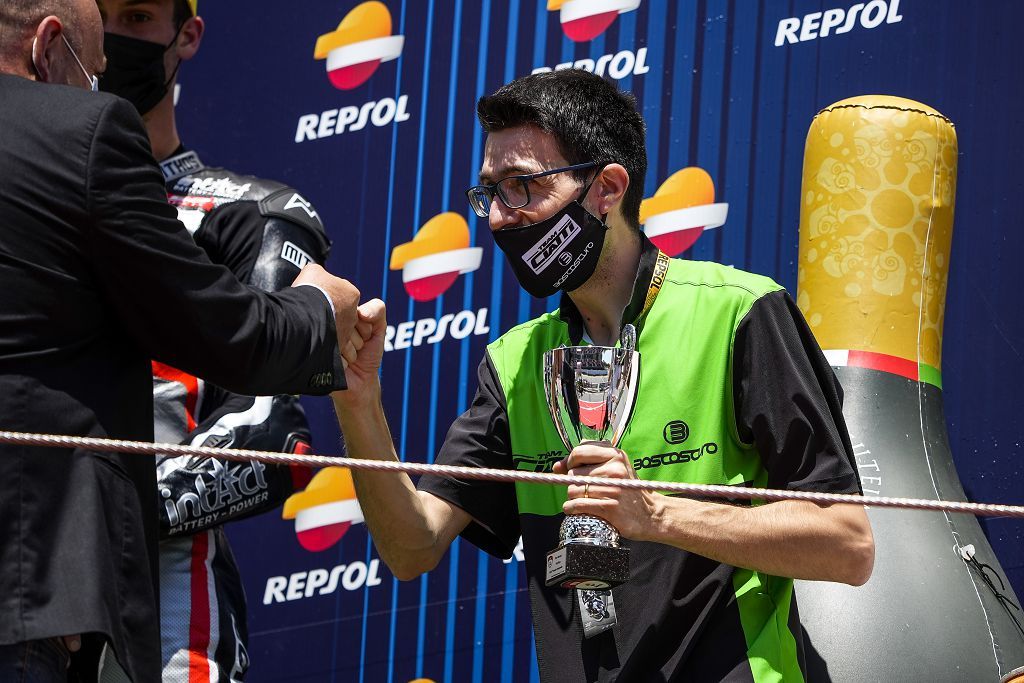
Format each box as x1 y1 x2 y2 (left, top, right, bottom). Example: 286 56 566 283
663 420 690 445
552 240 594 289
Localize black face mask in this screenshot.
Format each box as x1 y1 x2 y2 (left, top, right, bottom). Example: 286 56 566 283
492 186 609 298
100 30 181 115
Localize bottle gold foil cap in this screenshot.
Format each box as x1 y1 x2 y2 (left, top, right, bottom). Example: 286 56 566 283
797 95 957 385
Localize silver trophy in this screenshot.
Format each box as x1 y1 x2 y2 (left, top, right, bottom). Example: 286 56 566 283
542 324 640 592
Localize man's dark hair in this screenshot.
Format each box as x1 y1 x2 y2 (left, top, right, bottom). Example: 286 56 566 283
172 0 193 27
477 70 648 230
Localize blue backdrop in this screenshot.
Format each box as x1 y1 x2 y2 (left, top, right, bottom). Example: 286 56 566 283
176 1 1024 680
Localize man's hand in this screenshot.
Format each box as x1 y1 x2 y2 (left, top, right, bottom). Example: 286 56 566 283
554 442 660 542
333 298 386 406
326 297 469 581
291 264 360 366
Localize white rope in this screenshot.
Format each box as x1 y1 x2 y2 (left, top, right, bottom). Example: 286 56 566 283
1 430 1022 518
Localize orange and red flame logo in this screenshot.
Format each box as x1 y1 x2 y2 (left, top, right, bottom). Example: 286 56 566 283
547 0 641 42
390 213 483 302
314 1 405 90
640 167 728 256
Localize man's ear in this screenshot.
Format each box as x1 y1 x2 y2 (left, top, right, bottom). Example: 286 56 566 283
31 16 64 82
175 16 204 61
593 163 630 216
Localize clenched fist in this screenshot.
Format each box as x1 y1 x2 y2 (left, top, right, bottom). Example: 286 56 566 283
291 263 360 367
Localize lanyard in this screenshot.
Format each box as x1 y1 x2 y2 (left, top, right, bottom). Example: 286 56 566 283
634 250 671 325
571 249 671 347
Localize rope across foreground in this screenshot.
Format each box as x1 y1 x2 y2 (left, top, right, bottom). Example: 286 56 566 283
2 430 1023 519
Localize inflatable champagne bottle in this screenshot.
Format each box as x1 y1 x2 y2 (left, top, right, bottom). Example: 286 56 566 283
793 96 1024 682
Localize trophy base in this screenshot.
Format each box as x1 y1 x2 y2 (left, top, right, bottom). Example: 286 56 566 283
545 543 630 589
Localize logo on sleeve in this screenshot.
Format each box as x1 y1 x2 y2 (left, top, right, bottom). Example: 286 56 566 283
283 193 319 219
281 241 314 270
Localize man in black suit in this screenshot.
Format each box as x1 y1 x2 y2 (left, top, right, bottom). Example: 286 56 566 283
0 0 365 680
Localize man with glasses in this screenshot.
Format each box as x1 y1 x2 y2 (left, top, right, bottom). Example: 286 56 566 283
0 1 362 680
95 1 333 680
334 69 874 681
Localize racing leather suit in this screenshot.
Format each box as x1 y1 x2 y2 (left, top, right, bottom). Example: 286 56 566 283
154 149 329 682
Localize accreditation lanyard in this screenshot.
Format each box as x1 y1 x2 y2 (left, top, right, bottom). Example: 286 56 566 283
631 250 671 331
578 250 670 347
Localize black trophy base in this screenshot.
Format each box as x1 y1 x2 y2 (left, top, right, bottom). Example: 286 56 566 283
545 543 630 589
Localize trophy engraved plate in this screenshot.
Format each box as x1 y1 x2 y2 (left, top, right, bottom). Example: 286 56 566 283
542 324 640 591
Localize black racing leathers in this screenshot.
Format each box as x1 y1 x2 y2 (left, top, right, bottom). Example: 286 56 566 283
154 149 329 682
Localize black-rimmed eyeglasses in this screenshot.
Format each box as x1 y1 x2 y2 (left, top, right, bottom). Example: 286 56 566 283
465 161 603 218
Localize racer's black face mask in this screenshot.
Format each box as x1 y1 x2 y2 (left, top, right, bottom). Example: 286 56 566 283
100 27 184 115
491 179 608 299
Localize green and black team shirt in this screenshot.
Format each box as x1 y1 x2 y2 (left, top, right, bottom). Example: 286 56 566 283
418 235 861 683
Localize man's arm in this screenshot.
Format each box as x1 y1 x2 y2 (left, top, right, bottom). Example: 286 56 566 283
155 187 340 537
86 96 357 396
558 447 873 585
332 299 471 580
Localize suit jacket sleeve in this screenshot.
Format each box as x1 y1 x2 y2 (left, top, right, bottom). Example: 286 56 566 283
84 97 344 395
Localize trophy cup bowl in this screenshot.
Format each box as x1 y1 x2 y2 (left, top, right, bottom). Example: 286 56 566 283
542 326 639 589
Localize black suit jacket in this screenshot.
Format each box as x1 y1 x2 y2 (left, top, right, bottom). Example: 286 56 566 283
0 74 345 681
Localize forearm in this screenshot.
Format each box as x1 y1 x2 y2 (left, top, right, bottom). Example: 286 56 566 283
645 497 874 585
333 384 456 579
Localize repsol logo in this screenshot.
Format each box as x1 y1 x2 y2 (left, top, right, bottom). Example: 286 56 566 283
524 215 580 274
651 252 669 288
384 307 490 352
632 442 718 471
553 240 595 289
775 0 903 47
532 47 650 81
295 95 411 143
263 560 384 604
